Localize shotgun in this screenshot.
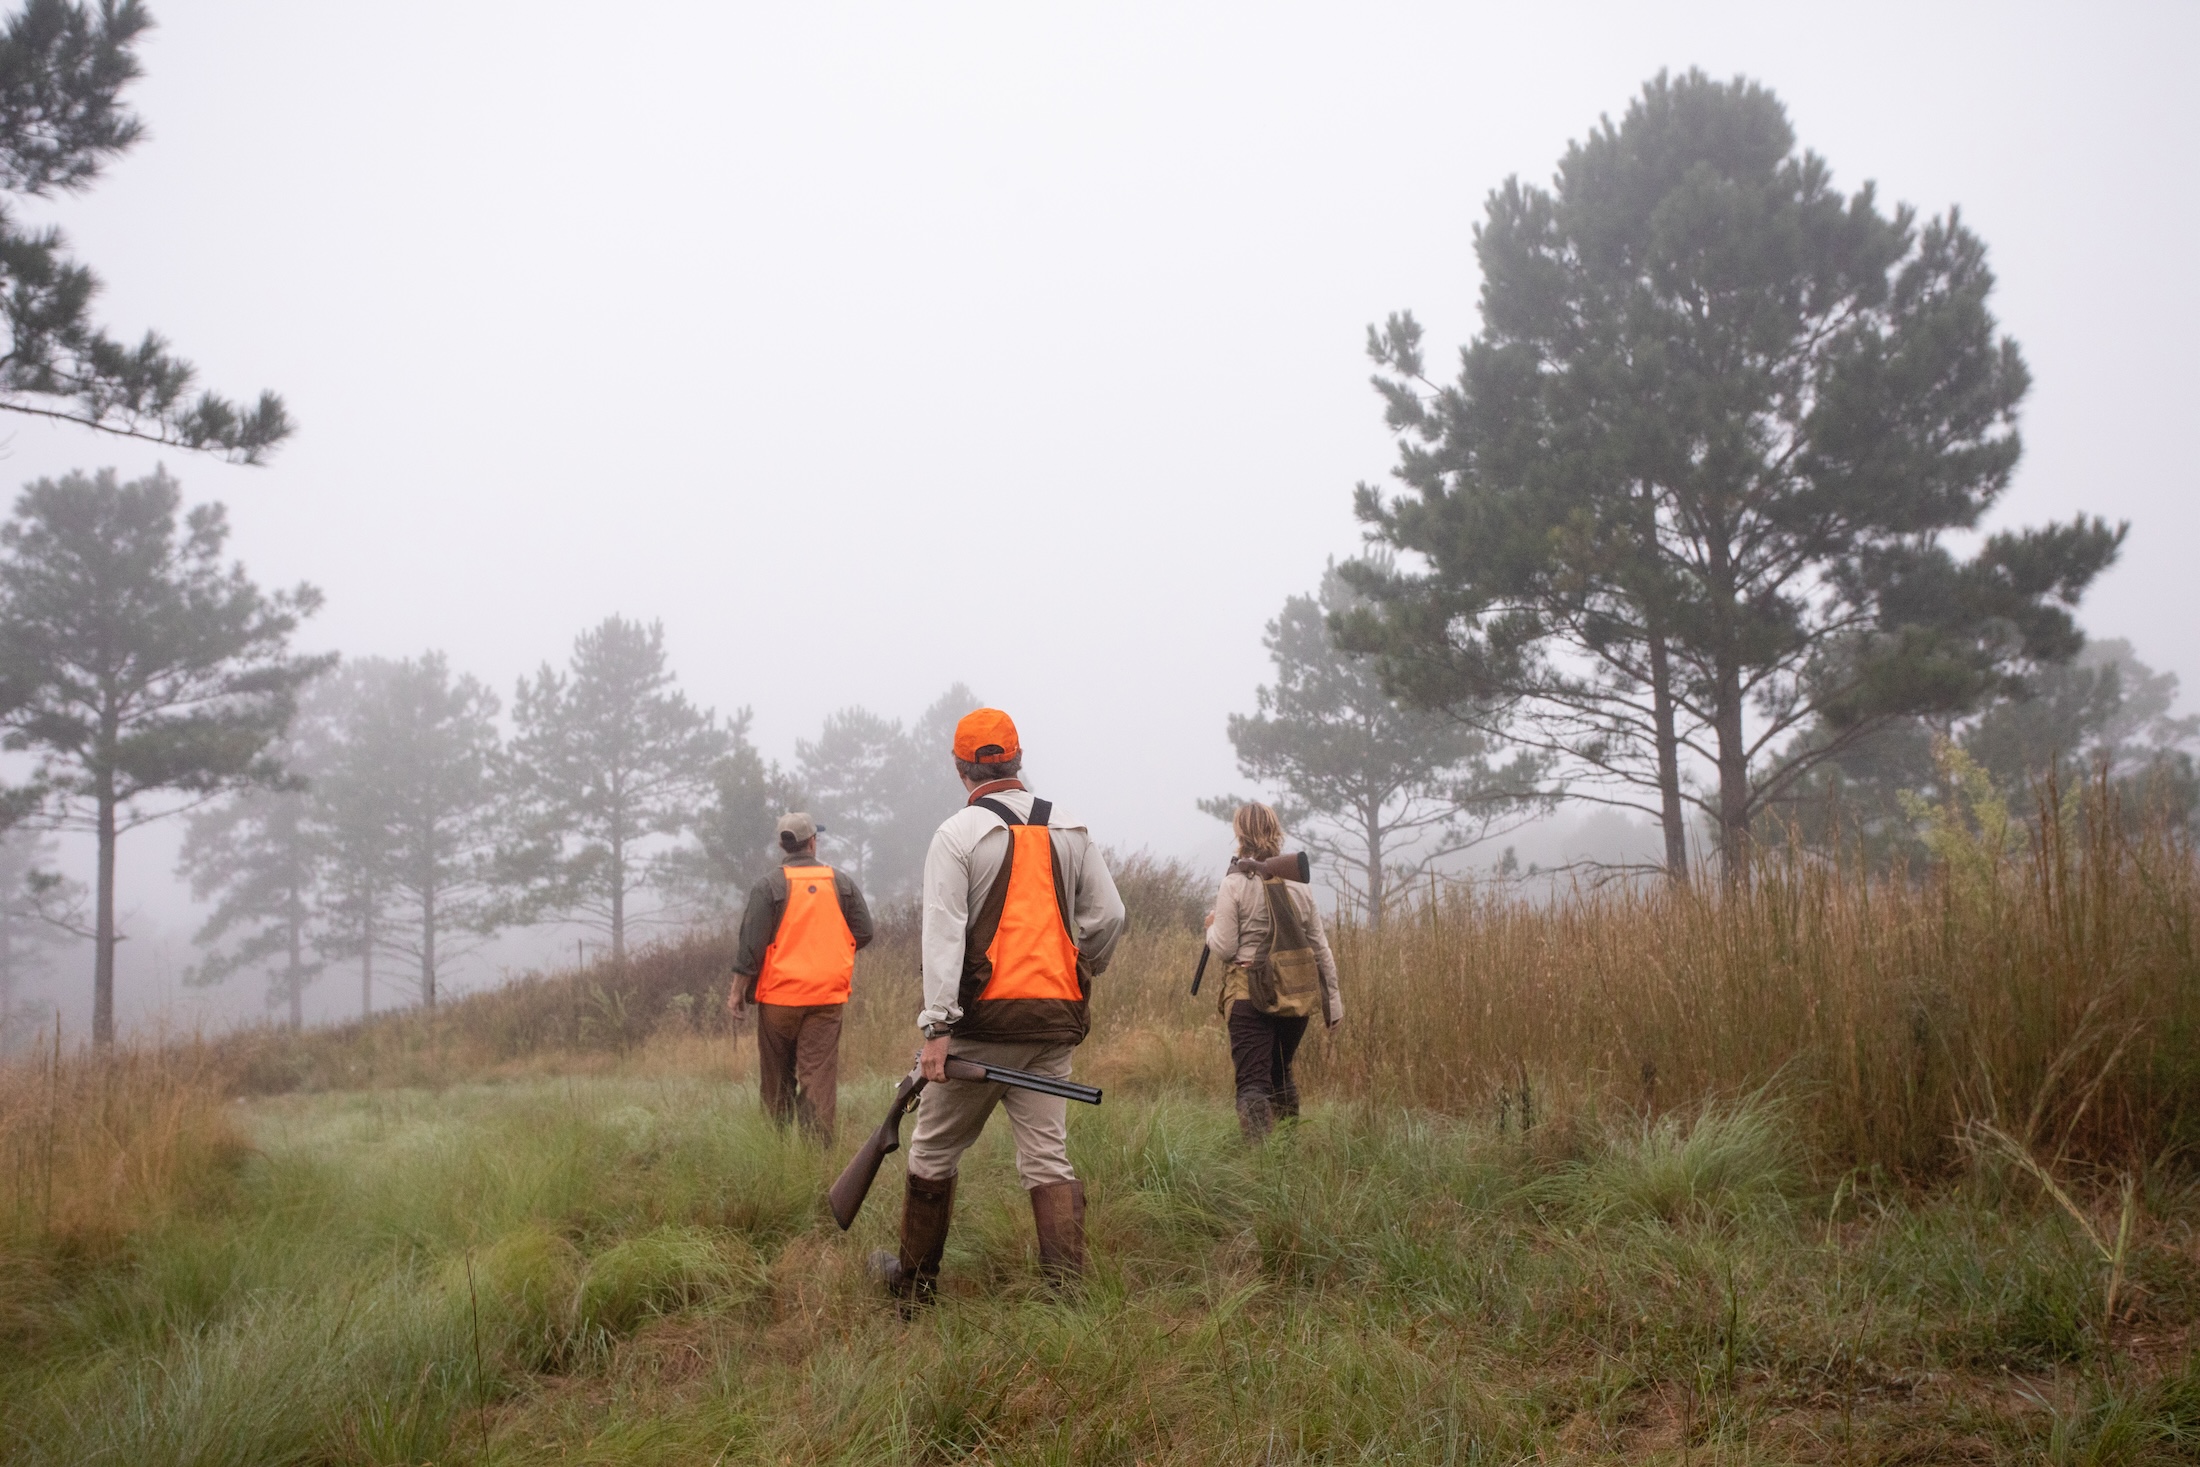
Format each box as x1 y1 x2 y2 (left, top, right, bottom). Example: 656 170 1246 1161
827 1054 1103 1230
1192 851 1312 995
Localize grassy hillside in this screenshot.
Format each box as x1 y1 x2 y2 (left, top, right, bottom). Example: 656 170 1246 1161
204 799 2200 1180
5 1074 2198 1463
2 807 2197 1463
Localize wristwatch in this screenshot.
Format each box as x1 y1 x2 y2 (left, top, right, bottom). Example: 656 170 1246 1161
921 1022 950 1041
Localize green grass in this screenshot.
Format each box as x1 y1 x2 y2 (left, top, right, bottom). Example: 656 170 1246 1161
4 1072 2197 1465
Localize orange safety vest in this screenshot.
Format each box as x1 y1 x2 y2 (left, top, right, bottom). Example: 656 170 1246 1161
755 865 856 1006
955 797 1089 1043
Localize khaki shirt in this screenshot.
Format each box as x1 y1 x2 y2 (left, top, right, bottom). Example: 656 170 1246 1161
1205 871 1343 1024
918 784 1127 1033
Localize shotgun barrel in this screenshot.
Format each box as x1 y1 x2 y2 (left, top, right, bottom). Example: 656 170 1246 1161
827 1054 1102 1230
941 1056 1102 1105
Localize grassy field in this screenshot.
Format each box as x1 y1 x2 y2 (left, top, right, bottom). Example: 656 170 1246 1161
3 1070 2197 1464
3 801 2198 1463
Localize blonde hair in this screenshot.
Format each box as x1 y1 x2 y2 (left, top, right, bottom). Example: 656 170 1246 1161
1232 802 1284 861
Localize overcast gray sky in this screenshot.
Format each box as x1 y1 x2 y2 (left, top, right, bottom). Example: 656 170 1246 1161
6 1 2196 1032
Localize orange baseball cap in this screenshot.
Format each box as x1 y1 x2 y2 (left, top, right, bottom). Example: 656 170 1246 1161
952 707 1021 763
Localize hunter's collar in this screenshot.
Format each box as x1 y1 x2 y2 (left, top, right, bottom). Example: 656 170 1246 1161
965 777 1026 805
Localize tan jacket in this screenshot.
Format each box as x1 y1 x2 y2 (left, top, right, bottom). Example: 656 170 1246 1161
1205 872 1343 1024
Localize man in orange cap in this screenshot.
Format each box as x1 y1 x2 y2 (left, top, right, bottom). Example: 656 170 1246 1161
874 707 1125 1301
728 811 874 1141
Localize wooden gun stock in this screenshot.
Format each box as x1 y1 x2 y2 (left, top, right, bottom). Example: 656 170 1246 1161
827 1056 1103 1231
828 1069 925 1231
1231 850 1311 883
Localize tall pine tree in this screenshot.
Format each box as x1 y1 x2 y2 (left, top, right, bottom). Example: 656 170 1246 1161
178 774 323 1029
504 618 729 962
1205 563 1544 920
0 468 323 1043
1343 70 2120 880
324 655 503 1010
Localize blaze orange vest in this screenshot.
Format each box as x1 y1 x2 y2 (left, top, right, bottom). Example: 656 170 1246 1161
955 797 1089 1043
756 865 855 1006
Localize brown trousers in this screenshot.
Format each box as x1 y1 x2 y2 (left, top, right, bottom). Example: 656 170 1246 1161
756 1001 843 1140
1227 1000 1309 1117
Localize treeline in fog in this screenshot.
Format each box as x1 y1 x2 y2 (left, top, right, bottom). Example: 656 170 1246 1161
0 474 983 1045
3 65 2199 1053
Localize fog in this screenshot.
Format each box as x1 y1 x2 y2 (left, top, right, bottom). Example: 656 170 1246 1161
2 2 2194 1037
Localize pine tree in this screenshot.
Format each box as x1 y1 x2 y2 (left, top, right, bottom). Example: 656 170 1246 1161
302 663 399 1019
673 716 806 907
321 655 502 1010
1343 70 2121 882
0 468 324 1044
0 827 77 1048
793 684 979 901
871 684 983 895
175 674 356 1029
178 778 322 1030
796 708 901 890
1784 639 2200 864
0 1 288 458
1205 563 1544 920
504 618 729 963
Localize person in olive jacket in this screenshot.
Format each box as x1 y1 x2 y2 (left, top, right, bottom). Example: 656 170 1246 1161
727 812 873 1141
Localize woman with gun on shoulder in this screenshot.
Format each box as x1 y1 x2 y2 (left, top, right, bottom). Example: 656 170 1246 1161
1205 803 1342 1143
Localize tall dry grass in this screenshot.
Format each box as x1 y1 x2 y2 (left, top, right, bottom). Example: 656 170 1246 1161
87 791 2200 1185
1297 788 2198 1177
1 1033 245 1249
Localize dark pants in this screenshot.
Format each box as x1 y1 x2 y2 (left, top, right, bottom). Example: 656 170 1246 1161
756 1001 843 1140
1228 1000 1309 1120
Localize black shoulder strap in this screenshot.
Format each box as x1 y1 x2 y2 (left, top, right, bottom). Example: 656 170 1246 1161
973 796 1023 826
1027 798 1052 827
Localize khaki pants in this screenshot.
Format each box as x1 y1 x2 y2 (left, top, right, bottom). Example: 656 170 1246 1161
906 1037 1077 1189
756 1001 842 1141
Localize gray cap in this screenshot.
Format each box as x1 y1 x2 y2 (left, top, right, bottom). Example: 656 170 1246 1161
775 811 820 845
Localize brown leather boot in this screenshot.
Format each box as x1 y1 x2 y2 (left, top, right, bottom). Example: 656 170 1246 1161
871 1171 954 1307
1028 1179 1086 1288
1236 1091 1274 1144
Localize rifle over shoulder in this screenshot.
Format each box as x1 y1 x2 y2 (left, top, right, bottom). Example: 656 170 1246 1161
1192 851 1311 994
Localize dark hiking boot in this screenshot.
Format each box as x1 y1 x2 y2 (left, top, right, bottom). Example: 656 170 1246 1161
1236 1091 1274 1144
875 1171 954 1309
1271 1080 1301 1123
1029 1179 1086 1289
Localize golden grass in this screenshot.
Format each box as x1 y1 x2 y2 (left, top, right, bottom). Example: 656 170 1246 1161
1298 800 2199 1178
0 1033 246 1249
13 781 2190 1268
1 792 2195 1462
